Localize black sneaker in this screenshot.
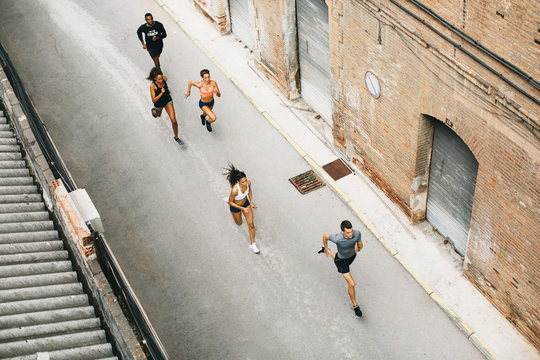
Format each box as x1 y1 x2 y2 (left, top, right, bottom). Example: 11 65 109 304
317 247 325 254
206 121 212 132
200 114 206 125
174 137 184 146
353 305 362 317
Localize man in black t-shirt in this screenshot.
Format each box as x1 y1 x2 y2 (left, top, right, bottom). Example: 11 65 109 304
137 13 167 69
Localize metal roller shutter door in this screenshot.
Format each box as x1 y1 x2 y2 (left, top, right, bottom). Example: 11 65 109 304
297 0 332 124
426 121 478 256
230 0 253 50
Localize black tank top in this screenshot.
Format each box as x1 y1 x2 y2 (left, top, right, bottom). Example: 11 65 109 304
153 80 172 107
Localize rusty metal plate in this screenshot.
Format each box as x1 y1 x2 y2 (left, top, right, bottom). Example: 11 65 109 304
289 170 325 195
322 158 352 181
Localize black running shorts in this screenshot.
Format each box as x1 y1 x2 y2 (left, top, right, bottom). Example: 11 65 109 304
334 253 356 274
147 43 163 58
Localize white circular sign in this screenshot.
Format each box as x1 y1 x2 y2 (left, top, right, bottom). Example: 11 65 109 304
365 71 381 99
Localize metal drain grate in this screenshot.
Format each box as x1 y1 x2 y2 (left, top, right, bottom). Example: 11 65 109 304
289 170 325 194
322 158 352 181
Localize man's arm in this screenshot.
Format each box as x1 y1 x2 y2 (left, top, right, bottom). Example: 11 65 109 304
137 26 147 49
355 239 363 253
136 26 144 43
159 22 167 39
322 234 331 257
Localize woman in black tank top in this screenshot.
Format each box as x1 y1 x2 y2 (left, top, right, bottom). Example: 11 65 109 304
152 79 172 108
147 67 183 146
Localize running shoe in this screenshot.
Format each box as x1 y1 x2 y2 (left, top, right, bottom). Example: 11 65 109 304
250 243 260 254
317 246 325 254
200 114 206 125
206 121 212 132
353 305 362 317
174 137 184 146
151 109 158 118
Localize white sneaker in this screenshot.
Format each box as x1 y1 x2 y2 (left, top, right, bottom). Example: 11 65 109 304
250 243 260 254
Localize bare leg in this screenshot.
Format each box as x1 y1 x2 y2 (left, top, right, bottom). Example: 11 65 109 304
231 211 243 226
164 103 178 138
244 206 256 244
153 55 161 69
202 106 217 123
342 272 357 307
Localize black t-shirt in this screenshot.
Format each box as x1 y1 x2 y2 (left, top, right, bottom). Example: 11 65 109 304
137 21 167 48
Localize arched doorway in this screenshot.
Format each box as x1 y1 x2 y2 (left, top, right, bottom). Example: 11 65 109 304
426 120 478 256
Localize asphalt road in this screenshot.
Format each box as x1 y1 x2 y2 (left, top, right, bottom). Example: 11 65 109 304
0 0 484 359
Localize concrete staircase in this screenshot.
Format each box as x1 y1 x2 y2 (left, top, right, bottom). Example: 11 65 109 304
0 112 118 360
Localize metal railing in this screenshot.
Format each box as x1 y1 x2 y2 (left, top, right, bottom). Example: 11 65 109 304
94 234 170 360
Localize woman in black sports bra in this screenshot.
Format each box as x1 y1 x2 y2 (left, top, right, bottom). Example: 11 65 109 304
147 67 183 146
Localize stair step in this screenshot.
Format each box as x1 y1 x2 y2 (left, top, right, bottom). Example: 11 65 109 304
0 137 17 145
0 211 50 224
6 343 115 360
0 177 34 186
0 306 96 329
0 203 45 214
0 318 101 342
0 221 55 234
0 251 69 265
0 144 20 153
0 241 63 255
0 271 78 291
0 329 107 358
0 124 10 131
0 194 42 203
0 152 22 160
0 294 89 316
0 261 72 278
0 160 26 169
0 185 38 195
0 283 82 302
0 231 59 244
0 131 15 138
0 169 29 177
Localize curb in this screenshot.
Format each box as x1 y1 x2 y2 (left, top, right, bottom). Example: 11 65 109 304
155 2 497 359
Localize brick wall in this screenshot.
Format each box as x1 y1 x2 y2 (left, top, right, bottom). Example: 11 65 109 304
194 0 229 33
420 0 540 80
382 0 538 107
251 0 300 98
330 0 540 348
253 1 285 77
198 0 299 97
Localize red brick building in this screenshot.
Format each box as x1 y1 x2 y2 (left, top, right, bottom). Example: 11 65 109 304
196 0 540 348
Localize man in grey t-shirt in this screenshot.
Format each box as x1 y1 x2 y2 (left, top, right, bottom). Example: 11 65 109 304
320 220 363 317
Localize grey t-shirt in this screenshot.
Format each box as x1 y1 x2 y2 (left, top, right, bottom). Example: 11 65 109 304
329 230 362 259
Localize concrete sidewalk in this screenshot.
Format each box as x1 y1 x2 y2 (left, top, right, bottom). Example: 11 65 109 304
156 1 538 359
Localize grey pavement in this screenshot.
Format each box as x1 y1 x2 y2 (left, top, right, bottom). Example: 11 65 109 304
0 0 533 359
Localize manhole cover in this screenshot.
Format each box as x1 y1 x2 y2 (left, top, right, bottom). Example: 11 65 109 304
289 170 325 194
322 158 352 181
